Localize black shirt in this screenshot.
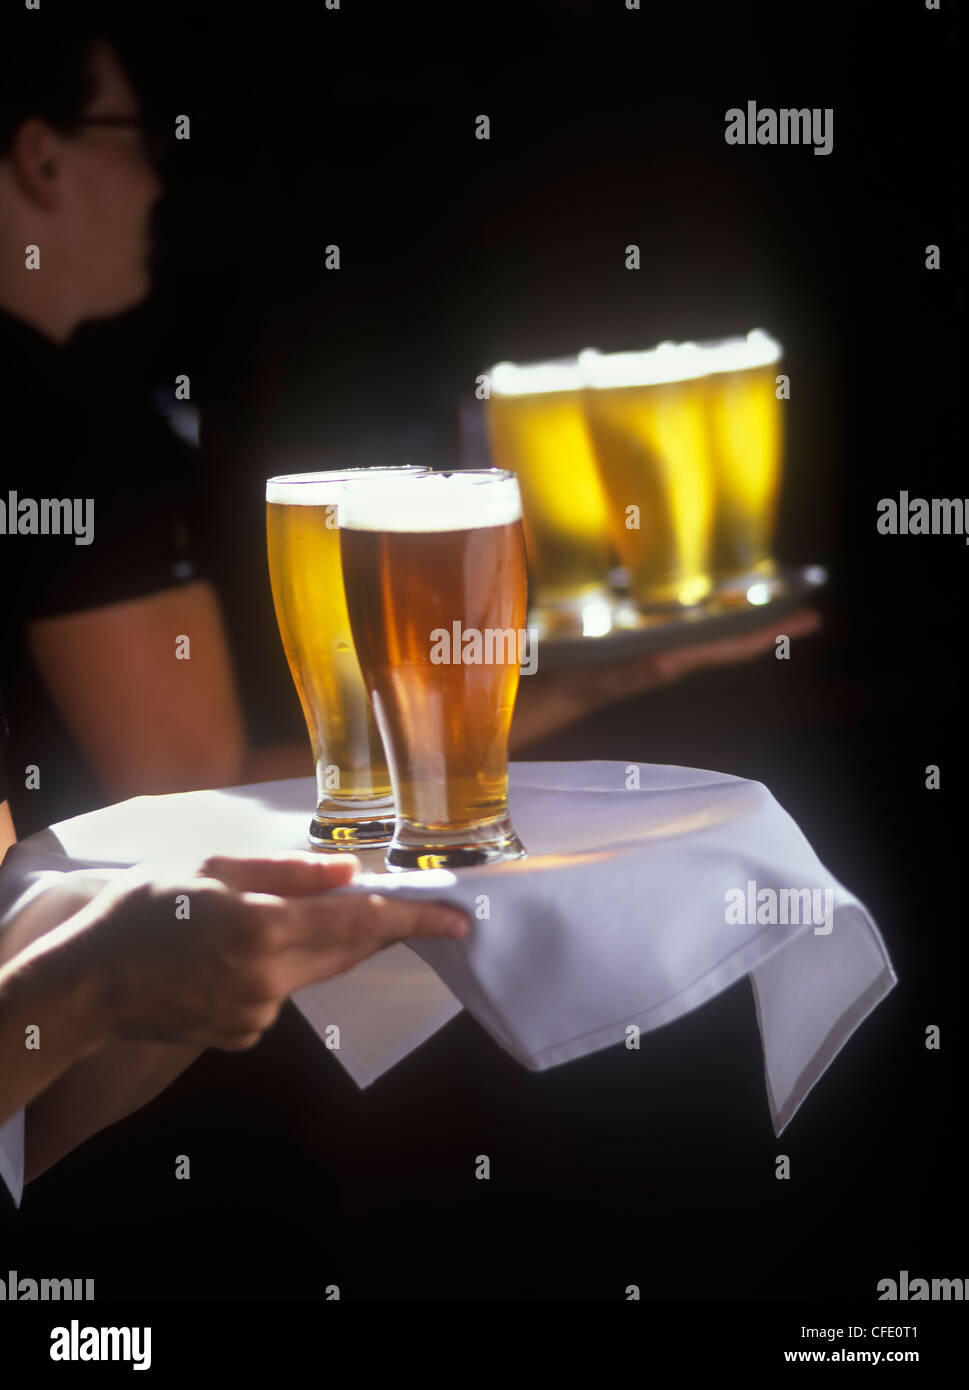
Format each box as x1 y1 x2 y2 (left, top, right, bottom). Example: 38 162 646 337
0 308 203 836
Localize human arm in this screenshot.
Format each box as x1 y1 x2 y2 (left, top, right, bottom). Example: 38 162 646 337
0 922 108 1126
0 853 468 1182
0 799 14 862
26 580 248 798
509 605 821 753
25 578 320 793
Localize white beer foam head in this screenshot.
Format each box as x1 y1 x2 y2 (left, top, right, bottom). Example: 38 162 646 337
579 340 709 388
700 328 783 375
266 467 425 506
339 471 522 533
579 329 782 388
490 357 583 397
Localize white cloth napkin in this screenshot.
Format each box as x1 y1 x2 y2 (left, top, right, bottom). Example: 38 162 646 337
0 761 895 1209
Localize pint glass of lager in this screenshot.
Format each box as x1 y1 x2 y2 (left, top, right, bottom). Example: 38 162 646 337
487 357 616 637
266 468 425 849
579 342 715 612
340 469 528 871
702 329 784 600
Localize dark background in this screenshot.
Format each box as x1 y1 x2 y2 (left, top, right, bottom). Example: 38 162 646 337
2 0 965 1312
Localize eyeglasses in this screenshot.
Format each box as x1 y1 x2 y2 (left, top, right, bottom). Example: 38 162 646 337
60 116 170 165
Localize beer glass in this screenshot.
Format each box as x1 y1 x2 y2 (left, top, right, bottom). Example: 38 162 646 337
702 329 784 601
266 468 426 849
487 357 617 637
340 469 528 871
579 342 715 612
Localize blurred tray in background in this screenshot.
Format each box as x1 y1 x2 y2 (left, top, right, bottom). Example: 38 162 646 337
534 563 827 671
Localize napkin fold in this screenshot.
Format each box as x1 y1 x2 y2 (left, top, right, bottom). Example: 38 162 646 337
0 762 896 1211
324 762 896 1136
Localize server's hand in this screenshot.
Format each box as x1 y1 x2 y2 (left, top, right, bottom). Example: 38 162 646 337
20 852 468 1053
510 606 821 752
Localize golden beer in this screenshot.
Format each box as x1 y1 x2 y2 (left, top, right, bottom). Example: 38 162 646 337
340 470 528 870
487 358 616 636
703 330 784 594
266 469 424 848
579 343 715 610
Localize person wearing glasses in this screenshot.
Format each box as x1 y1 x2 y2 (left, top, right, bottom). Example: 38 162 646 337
0 16 818 839
0 17 264 840
0 26 471 1213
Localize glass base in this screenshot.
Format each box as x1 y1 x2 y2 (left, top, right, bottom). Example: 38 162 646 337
714 563 783 609
633 597 712 619
529 589 618 640
624 574 714 615
610 596 709 628
308 813 395 850
384 814 526 871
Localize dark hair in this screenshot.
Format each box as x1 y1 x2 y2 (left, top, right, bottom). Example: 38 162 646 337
0 10 129 159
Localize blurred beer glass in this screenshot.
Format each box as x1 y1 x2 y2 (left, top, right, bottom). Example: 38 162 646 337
340 469 528 871
486 357 616 637
702 328 784 602
266 468 426 849
579 342 715 612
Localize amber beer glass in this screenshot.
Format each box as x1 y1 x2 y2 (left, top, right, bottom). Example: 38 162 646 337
487 357 616 637
702 329 784 599
579 342 715 612
266 468 425 848
340 469 528 870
